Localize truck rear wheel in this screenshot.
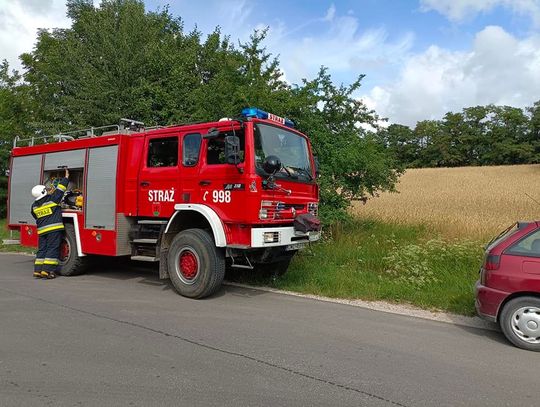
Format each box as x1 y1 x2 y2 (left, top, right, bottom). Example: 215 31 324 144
58 223 88 276
167 229 225 299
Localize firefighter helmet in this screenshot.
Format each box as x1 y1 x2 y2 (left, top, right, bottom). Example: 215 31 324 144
31 185 47 200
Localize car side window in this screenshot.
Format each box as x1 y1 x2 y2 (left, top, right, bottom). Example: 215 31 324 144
506 229 540 256
147 137 178 167
183 133 202 167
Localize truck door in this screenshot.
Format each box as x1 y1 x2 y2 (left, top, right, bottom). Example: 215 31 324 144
197 128 248 222
138 134 180 218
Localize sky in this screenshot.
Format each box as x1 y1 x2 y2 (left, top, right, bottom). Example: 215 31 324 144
1 0 540 126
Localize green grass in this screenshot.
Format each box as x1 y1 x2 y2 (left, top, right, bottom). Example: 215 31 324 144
233 219 485 316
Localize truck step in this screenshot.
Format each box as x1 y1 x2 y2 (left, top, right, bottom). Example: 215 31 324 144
2 239 21 245
130 255 159 262
230 263 254 270
138 220 167 225
132 238 158 244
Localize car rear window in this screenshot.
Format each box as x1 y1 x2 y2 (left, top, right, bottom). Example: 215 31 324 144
486 223 519 251
506 228 540 257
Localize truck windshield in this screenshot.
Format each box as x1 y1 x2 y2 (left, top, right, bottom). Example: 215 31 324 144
254 123 312 181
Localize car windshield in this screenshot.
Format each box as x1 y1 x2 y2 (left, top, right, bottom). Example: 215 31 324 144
254 123 312 181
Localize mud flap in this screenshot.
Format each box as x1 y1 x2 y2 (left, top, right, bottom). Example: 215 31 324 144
159 248 169 279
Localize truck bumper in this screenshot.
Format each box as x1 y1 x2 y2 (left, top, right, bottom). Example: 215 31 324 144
251 226 320 248
475 280 509 322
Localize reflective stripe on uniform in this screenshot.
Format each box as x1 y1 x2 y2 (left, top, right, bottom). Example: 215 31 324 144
57 184 67 192
43 258 59 265
37 223 64 235
32 201 58 215
34 258 44 265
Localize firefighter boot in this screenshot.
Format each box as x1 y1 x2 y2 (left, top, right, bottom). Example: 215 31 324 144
40 271 56 279
34 258 44 278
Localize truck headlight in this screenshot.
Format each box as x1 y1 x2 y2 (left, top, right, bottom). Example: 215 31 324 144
263 231 280 243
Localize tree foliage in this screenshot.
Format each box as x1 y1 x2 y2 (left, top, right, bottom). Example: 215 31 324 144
0 0 400 222
380 104 540 168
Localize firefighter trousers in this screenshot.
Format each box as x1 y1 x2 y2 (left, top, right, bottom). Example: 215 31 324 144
34 231 63 273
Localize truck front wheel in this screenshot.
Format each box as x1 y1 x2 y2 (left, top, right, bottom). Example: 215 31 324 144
58 223 88 276
167 229 225 299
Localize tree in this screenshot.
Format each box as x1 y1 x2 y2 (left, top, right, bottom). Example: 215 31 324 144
6 0 400 223
378 124 420 167
0 61 30 173
286 68 401 222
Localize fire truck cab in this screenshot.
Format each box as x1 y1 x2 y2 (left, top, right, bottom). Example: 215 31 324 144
8 108 320 298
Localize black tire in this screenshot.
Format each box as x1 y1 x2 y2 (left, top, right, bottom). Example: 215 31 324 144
167 229 225 299
499 296 540 351
58 223 88 276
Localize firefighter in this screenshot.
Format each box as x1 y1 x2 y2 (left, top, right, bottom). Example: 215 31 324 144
30 168 70 279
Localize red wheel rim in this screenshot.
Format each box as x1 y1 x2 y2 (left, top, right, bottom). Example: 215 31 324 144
60 239 70 262
179 250 198 280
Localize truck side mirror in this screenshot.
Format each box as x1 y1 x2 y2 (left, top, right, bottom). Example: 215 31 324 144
224 135 241 165
314 156 320 177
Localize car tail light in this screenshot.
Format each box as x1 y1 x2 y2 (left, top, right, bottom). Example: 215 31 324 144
484 254 500 271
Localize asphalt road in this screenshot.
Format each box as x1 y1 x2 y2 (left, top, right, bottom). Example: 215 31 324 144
0 253 538 407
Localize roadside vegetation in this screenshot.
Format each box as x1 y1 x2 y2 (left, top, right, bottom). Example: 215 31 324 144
234 163 540 315
230 218 483 315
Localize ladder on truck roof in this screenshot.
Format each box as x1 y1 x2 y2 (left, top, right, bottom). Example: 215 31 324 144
13 118 163 147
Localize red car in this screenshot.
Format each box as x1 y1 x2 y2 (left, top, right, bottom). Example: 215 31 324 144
476 221 540 351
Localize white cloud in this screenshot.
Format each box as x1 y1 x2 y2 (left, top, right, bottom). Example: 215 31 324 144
262 9 415 86
323 4 336 22
0 0 70 72
420 0 540 25
362 26 540 126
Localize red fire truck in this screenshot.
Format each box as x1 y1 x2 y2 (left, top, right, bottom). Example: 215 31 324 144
8 108 320 298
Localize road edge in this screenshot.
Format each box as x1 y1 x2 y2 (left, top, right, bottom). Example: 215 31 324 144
223 281 499 332
0 252 497 332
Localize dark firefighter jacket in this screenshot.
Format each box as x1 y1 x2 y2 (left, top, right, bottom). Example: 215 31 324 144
31 177 69 235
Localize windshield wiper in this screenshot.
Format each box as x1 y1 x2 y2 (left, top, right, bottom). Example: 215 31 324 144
282 166 298 179
290 166 313 181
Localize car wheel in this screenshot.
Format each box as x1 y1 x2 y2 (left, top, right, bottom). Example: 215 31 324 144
499 296 540 351
167 229 225 299
58 223 88 276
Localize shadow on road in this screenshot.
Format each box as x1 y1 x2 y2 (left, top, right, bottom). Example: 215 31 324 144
82 257 269 300
453 323 509 347
84 256 173 292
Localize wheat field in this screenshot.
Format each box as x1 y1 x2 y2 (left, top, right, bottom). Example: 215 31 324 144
354 164 540 239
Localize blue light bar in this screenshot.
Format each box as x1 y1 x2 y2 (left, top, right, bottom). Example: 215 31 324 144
241 107 295 128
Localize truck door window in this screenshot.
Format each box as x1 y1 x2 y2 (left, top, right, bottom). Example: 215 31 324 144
183 133 202 167
147 137 178 167
206 129 245 165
